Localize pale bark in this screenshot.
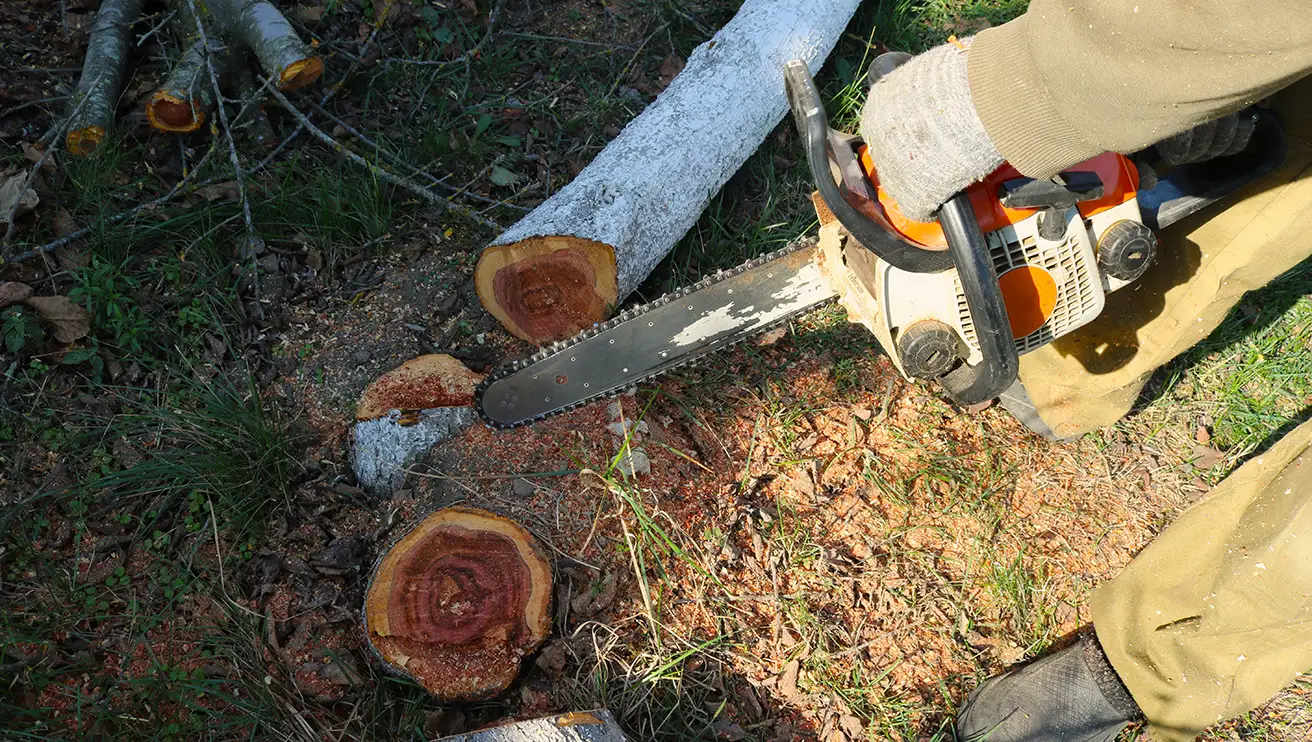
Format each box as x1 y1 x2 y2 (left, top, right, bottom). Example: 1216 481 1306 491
436 710 626 741
475 0 861 343
206 0 323 90
67 0 145 155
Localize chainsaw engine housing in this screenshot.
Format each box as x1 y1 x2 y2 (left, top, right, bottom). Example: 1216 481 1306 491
821 150 1151 380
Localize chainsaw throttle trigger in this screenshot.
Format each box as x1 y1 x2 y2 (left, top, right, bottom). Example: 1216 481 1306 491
784 59 953 274
999 172 1105 240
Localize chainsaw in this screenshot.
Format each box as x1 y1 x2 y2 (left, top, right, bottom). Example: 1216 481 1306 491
475 54 1286 434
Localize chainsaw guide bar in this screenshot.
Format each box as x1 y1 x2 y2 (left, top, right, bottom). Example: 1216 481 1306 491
475 236 837 429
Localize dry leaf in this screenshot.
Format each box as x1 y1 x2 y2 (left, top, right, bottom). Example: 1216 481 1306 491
0 282 34 307
297 4 324 22
22 295 92 342
777 660 804 704
712 719 747 741
658 54 686 89
0 172 38 223
56 241 91 270
1191 445 1225 470
21 142 45 165
837 714 863 740
52 207 77 237
195 181 240 202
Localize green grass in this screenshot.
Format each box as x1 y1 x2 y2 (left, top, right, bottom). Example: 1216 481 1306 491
1131 261 1312 461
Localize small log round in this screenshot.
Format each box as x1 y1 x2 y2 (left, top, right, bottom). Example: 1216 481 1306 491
364 507 552 701
475 236 617 343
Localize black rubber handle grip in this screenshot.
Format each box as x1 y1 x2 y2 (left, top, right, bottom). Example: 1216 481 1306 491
936 193 1020 405
784 59 952 274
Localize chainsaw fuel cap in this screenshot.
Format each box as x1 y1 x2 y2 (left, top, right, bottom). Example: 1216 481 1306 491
1097 220 1157 281
897 320 963 380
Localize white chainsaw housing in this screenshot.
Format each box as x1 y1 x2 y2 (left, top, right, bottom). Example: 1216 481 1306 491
819 198 1145 378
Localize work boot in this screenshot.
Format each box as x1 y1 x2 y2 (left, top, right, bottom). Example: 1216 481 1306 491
956 635 1143 742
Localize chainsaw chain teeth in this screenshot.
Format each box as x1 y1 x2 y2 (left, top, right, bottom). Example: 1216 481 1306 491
474 235 824 430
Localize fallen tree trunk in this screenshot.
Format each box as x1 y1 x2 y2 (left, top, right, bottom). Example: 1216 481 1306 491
364 507 552 701
66 0 145 155
474 0 861 343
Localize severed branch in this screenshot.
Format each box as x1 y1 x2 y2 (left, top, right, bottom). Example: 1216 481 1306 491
211 0 323 91
147 0 322 134
67 0 144 155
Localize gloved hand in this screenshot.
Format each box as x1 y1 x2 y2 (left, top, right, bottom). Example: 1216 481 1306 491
858 38 1004 222
859 40 1261 223
1155 110 1258 165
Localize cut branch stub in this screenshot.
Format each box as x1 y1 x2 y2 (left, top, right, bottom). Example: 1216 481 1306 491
364 507 552 701
146 39 222 133
217 0 324 91
67 0 145 155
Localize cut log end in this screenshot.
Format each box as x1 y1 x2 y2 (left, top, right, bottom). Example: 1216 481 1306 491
146 92 204 133
365 507 552 701
66 126 105 157
475 236 618 343
279 56 324 91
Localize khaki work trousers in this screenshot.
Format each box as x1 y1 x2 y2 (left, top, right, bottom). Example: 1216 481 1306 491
1020 81 1312 740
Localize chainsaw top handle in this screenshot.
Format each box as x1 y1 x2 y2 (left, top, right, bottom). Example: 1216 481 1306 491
783 60 953 275
783 58 1018 406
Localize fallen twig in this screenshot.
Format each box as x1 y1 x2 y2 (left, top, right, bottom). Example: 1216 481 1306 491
185 0 257 251
265 82 502 230
307 101 528 212
381 0 505 69
4 138 221 262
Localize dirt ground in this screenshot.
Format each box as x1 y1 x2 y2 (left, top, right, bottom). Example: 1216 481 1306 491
3 0 1311 740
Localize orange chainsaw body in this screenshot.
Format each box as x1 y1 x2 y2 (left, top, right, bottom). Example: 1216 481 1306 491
855 148 1142 249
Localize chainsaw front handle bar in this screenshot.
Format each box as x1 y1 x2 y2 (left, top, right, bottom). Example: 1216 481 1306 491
935 194 1021 405
784 57 1018 406
784 60 954 274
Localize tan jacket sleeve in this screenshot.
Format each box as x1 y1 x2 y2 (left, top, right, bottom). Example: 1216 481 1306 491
966 0 1312 178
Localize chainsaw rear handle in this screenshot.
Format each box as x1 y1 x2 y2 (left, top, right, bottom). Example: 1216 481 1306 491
783 59 953 274
783 58 1018 405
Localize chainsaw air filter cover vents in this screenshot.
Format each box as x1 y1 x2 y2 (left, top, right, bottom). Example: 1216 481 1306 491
955 205 1107 356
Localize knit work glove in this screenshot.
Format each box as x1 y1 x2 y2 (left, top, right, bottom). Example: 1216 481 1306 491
858 38 1004 222
1155 111 1258 166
